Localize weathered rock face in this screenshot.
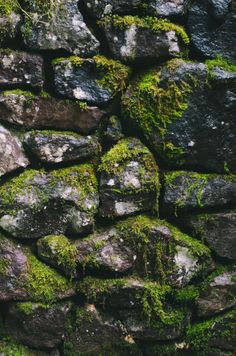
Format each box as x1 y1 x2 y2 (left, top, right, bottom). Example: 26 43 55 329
0 50 43 90
0 11 21 46
0 91 104 134
99 138 160 218
53 55 131 104
149 0 189 17
0 165 98 239
22 0 100 56
24 131 100 164
188 0 236 63
122 59 236 172
0 124 29 177
103 115 124 144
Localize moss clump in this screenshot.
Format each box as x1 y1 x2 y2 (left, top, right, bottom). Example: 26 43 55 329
175 285 200 305
15 301 51 315
3 90 35 107
206 56 236 73
37 235 77 275
99 15 189 45
30 129 82 139
0 337 37 356
0 0 19 16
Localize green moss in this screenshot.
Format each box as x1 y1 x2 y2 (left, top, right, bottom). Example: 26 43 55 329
175 285 200 305
99 15 189 45
78 101 88 111
16 301 51 315
0 0 19 16
39 90 51 99
3 90 35 107
206 56 236 73
31 129 82 139
0 337 37 356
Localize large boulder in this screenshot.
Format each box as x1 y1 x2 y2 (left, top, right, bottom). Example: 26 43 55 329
0 50 43 90
0 124 29 177
0 0 21 46
122 59 236 172
0 90 104 134
98 16 189 62
53 55 131 104
99 138 160 218
0 165 98 239
188 0 236 63
21 0 100 56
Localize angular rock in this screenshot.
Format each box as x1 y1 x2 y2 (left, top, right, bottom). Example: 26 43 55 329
0 234 75 301
0 124 29 177
0 7 21 46
99 16 188 62
24 131 100 164
163 171 236 215
197 271 236 317
0 50 43 90
0 90 104 134
53 55 131 104
188 0 236 63
22 0 100 56
103 115 124 144
5 301 72 349
75 215 211 286
123 59 236 172
99 138 160 218
0 165 98 239
185 212 236 260
149 0 189 17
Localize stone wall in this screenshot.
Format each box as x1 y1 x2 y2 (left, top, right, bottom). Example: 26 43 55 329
0 0 235 355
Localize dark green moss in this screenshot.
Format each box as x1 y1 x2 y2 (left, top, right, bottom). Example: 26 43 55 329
0 337 37 356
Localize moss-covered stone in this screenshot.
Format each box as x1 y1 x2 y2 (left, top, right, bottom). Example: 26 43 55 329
0 337 41 356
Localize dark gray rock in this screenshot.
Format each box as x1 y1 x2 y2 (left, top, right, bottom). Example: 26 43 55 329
188 0 236 62
185 212 236 260
0 50 43 90
103 115 124 144
0 12 21 46
0 124 29 177
197 272 236 317
149 0 190 17
0 90 104 134
99 16 186 62
0 165 98 239
22 0 100 56
163 171 236 215
99 138 160 218
24 131 100 164
53 56 131 104
122 59 236 172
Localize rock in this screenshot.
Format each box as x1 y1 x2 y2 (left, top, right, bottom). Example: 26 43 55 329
75 215 211 286
5 301 72 349
99 138 160 218
37 235 78 277
0 124 29 177
188 0 236 63
103 115 124 144
0 90 104 134
0 10 21 46
122 59 236 172
197 271 236 317
149 0 189 17
53 55 131 104
0 50 43 90
98 16 188 62
22 0 100 56
163 171 236 215
24 131 100 164
0 165 98 239
0 233 75 301
185 212 236 260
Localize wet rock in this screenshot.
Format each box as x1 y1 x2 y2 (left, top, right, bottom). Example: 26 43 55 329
5 301 72 349
163 171 236 215
185 212 236 260
188 0 236 62
123 59 236 172
0 10 21 46
0 90 104 134
53 55 131 104
99 138 160 218
0 124 29 177
99 16 188 62
197 271 236 317
103 115 124 144
22 0 100 56
24 131 100 164
0 50 43 90
0 165 98 239
0 234 75 301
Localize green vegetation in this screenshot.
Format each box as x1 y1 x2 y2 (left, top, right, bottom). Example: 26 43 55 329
175 285 200 305
206 56 236 73
3 90 35 107
0 337 36 356
0 0 19 16
16 301 51 315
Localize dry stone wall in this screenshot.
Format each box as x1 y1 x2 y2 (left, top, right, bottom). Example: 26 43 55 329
0 0 235 355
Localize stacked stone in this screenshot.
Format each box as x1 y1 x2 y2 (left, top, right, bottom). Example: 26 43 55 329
0 0 235 355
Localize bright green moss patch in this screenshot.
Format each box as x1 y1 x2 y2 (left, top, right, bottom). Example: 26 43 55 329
3 90 35 106
0 0 19 16
206 56 236 73
175 285 200 305
0 337 36 356
16 301 51 315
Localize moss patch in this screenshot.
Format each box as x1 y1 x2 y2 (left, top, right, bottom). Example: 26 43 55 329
0 337 37 356
15 301 51 315
206 56 236 73
0 0 19 16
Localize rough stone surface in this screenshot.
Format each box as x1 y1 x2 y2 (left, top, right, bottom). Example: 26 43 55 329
99 138 160 218
149 0 189 17
22 0 100 56
0 12 21 45
0 50 43 90
185 212 236 260
0 124 29 177
24 131 100 164
103 115 124 144
188 0 236 63
123 59 236 172
0 91 104 134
